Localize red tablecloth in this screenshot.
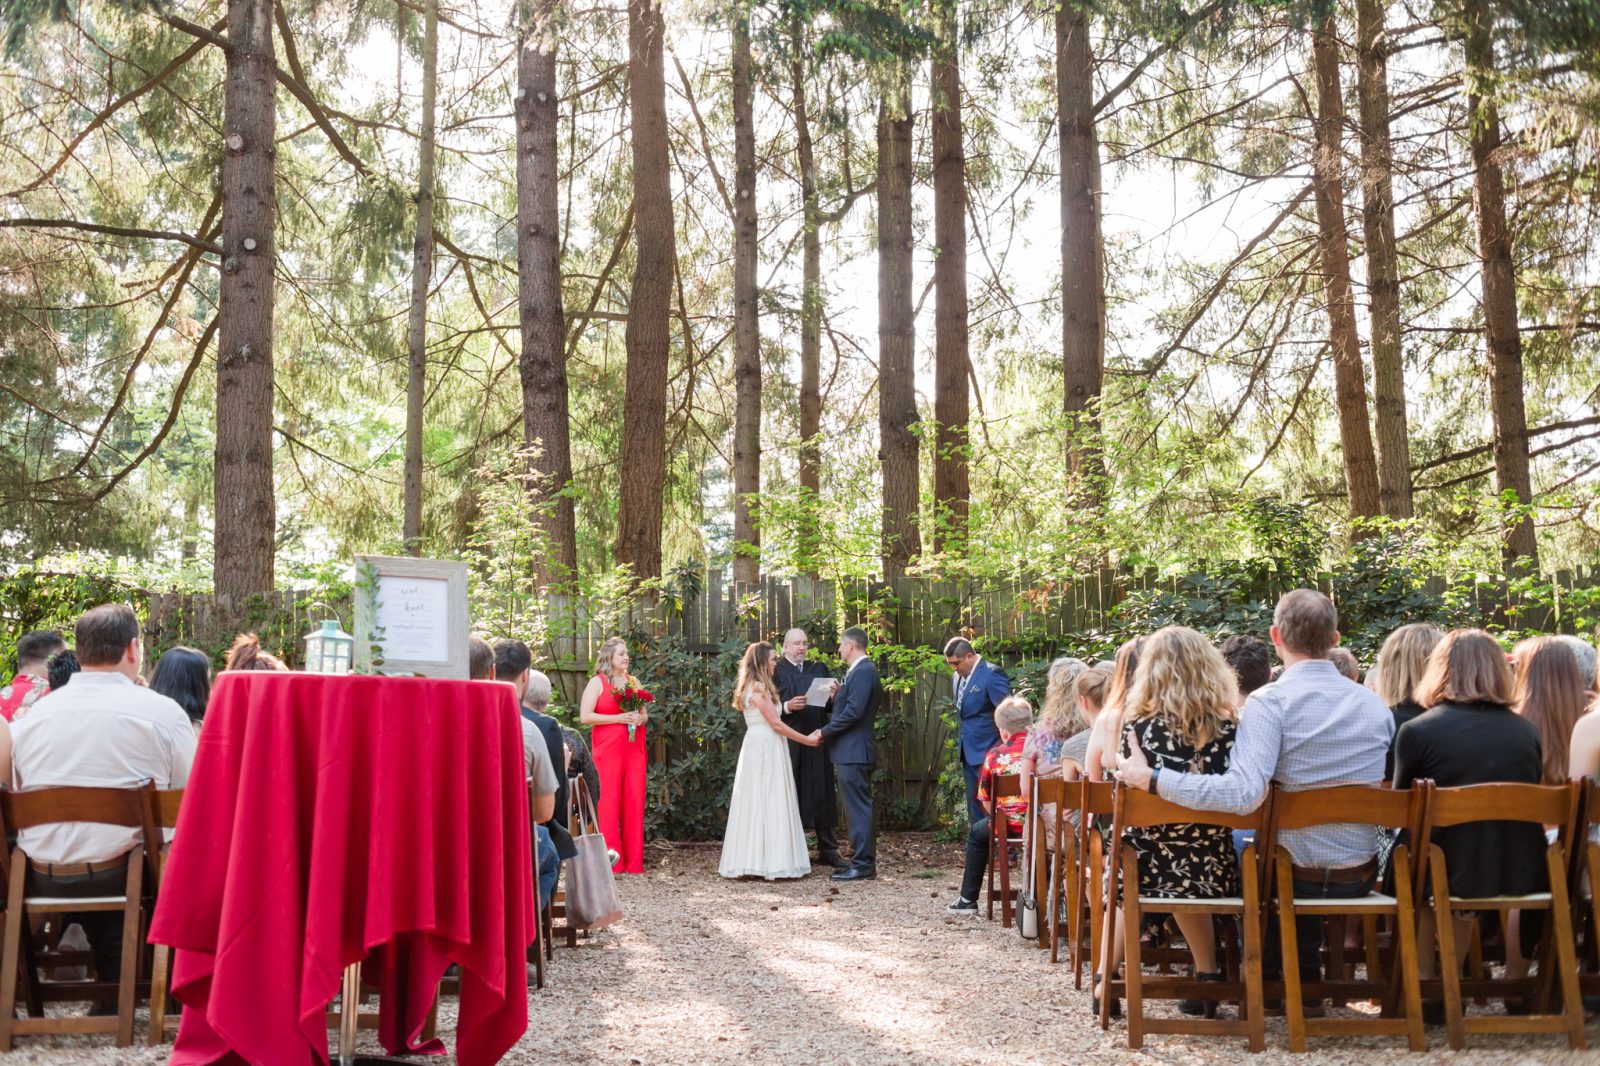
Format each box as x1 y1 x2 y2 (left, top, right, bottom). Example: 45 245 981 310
150 672 535 1066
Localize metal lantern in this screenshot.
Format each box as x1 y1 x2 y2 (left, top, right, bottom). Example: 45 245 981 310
304 619 355 675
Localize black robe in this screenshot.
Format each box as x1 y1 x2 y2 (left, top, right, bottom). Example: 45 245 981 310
774 657 838 831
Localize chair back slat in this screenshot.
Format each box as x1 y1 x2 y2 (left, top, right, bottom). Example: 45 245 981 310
1114 783 1265 832
1032 777 1070 806
1271 783 1418 831
1080 779 1115 816
991 773 1022 799
0 787 147 831
1425 781 1576 833
148 790 183 829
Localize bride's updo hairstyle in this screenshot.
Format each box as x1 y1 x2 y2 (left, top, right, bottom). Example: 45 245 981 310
732 641 780 710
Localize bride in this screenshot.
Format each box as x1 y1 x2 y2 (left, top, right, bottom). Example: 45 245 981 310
719 641 821 880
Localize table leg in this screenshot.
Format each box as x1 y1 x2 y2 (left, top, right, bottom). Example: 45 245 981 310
335 961 415 1066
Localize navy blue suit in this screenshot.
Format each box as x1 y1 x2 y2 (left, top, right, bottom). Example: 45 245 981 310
953 659 1011 825
821 655 883 870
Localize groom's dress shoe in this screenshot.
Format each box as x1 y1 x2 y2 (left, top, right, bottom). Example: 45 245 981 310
817 851 850 870
831 866 875 882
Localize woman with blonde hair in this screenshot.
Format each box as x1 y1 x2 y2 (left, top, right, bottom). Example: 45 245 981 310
1097 627 1240 1020
1372 622 1443 775
719 642 820 879
579 636 649 873
1019 657 1087 789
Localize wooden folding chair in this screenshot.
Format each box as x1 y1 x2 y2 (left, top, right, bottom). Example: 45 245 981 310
1568 778 1600 998
1420 780 1585 1051
985 774 1025 926
1073 780 1115 994
1030 777 1071 960
141 786 184 1045
1264 783 1426 1052
1105 783 1268 1052
0 787 155 1049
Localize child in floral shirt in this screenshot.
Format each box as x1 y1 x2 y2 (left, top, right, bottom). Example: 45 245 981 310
946 696 1036 914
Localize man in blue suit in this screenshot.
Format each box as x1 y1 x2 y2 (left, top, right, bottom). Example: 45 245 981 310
944 636 1011 826
815 626 883 882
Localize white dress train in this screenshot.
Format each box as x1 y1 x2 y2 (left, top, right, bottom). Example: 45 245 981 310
718 694 811 880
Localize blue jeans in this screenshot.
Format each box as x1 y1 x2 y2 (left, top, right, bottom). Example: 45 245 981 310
536 824 560 909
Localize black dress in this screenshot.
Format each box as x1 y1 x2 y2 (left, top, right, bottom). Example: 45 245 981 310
1384 699 1427 780
1120 716 1241 900
774 656 838 832
1392 700 1546 899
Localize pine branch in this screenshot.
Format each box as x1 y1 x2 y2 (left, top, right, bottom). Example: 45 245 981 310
0 217 222 255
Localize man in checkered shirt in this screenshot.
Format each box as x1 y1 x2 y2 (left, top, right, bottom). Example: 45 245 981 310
1118 589 1394 1002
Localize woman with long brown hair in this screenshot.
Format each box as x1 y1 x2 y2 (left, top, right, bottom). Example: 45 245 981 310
1085 635 1147 782
719 642 820 880
1511 636 1587 786
579 636 649 873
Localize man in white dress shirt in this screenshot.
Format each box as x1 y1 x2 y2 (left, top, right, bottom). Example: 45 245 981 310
10 603 197 990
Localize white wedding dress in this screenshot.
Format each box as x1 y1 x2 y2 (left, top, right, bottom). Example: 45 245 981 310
718 692 811 880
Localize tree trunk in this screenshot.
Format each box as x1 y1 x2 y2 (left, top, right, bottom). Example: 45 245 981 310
931 41 969 552
215 0 277 599
1355 0 1413 519
1057 2 1106 505
730 14 760 583
402 0 438 556
1464 0 1538 567
877 85 920 581
616 0 673 580
1309 18 1382 523
516 0 578 584
790 23 822 575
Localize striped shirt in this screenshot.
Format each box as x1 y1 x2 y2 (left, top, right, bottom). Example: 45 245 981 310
1156 658 1395 868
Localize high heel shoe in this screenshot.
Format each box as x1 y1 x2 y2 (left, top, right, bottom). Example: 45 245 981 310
1092 973 1121 1019
1178 969 1226 1017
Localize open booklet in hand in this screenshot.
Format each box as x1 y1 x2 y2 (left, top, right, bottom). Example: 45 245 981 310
805 677 834 707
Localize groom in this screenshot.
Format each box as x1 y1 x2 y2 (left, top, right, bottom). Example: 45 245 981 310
813 626 883 882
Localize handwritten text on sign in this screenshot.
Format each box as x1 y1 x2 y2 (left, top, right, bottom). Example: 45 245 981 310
374 577 451 662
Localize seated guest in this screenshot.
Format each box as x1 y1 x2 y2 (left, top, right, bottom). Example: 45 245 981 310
1512 636 1586 788
1219 634 1272 708
11 604 197 991
1085 636 1148 780
1117 589 1394 1007
562 724 601 808
1020 658 1086 853
1328 647 1361 683
1393 629 1546 986
1372 623 1442 778
468 636 495 680
946 696 1034 916
1568 690 1600 783
2 629 67 721
150 646 212 727
1554 634 1597 694
47 648 81 693
492 641 578 876
225 632 287 671
1101 626 1240 1019
1061 667 1111 779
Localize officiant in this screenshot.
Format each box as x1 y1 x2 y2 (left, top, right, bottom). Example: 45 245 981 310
775 628 845 869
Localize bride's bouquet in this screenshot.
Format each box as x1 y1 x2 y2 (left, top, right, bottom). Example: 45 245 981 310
616 676 655 742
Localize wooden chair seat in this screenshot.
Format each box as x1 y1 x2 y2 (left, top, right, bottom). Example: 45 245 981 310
0 786 158 1050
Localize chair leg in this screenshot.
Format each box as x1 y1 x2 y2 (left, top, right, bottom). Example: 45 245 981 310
0 855 28 1052
1545 848 1587 1050
1429 848 1466 1051
1276 851 1308 1054
1391 848 1426 1052
116 854 143 1046
1121 851 1143 1049
1240 848 1265 1054
1000 836 1013 929
147 942 171 1046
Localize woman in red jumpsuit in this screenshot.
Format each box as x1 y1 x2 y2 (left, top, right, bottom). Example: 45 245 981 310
580 636 648 873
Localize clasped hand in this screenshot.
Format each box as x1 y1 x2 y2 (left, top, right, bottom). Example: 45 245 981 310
619 711 645 727
797 729 823 748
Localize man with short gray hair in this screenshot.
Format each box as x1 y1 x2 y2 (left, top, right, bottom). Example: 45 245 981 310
1555 635 1597 692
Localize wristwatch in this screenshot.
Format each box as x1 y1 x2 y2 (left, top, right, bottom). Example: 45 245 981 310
1148 765 1161 793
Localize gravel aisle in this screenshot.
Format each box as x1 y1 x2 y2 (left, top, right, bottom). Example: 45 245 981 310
8 833 1600 1064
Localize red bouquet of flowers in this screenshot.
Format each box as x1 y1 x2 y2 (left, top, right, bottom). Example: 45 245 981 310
617 675 655 742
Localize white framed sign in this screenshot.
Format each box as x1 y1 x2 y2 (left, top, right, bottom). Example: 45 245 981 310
352 556 470 679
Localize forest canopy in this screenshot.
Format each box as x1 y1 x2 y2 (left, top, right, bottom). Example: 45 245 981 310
0 0 1596 594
